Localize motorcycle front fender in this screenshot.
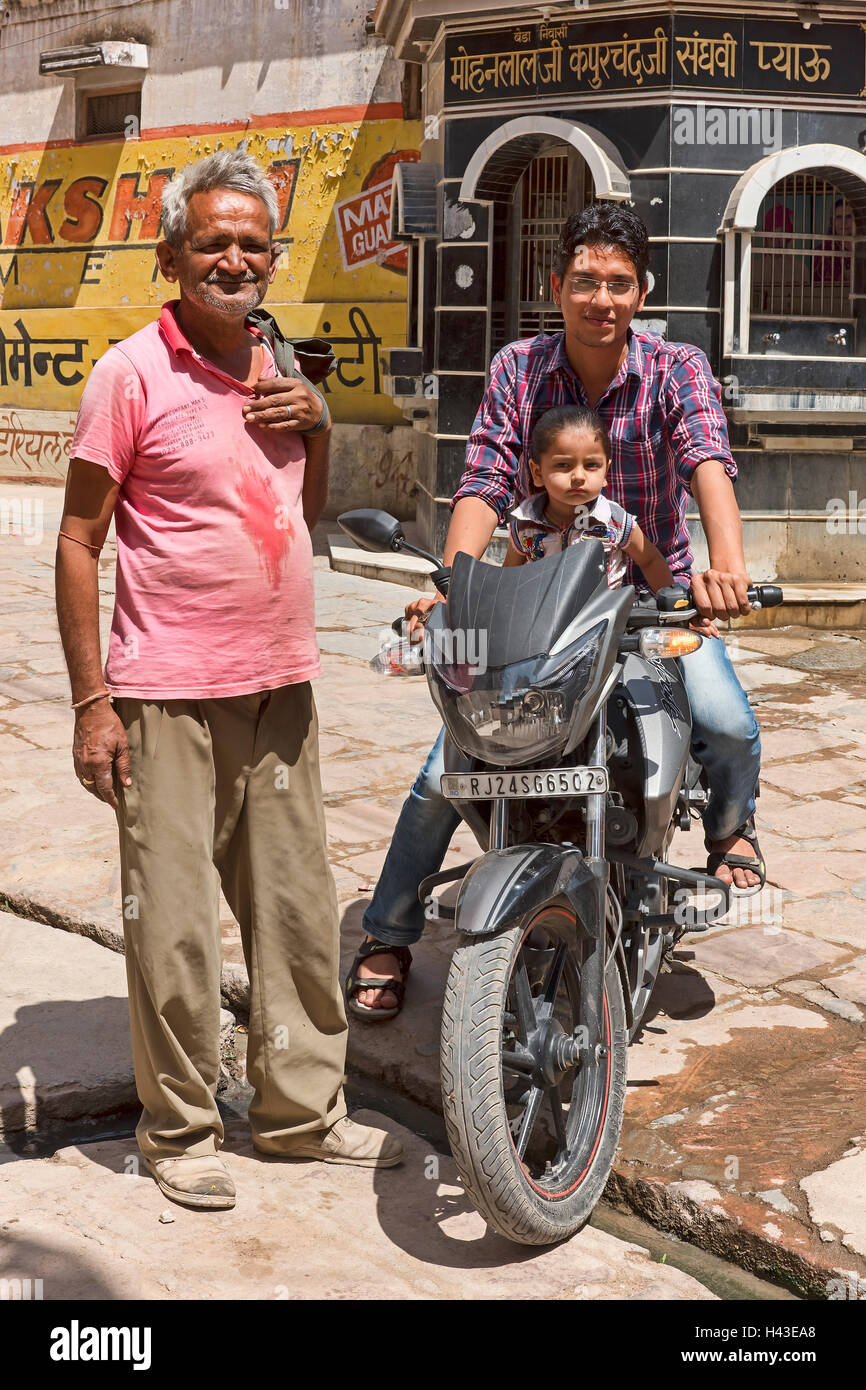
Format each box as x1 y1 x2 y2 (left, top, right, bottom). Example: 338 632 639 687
454 843 605 941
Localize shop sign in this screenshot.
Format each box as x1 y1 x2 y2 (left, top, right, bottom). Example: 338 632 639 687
444 14 866 105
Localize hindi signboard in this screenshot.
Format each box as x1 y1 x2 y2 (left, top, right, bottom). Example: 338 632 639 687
335 180 407 272
444 14 866 106
0 117 421 428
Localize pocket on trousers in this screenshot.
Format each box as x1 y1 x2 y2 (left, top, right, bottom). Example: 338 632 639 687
140 702 170 762
116 700 167 766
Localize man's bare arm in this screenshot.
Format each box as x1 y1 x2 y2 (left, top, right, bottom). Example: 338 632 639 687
442 496 499 568
301 425 331 532
689 460 752 620
56 458 130 809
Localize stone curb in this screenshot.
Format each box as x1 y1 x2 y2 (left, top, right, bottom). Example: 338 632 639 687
606 1172 835 1301
0 886 251 1017
2 887 858 1296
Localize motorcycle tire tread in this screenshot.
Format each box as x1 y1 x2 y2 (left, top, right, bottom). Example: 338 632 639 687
440 919 628 1246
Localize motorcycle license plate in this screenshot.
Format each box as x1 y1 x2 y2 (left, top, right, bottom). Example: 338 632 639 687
440 767 609 800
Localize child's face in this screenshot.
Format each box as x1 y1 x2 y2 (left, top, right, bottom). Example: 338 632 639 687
529 425 609 522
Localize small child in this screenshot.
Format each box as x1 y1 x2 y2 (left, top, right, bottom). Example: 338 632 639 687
505 403 675 593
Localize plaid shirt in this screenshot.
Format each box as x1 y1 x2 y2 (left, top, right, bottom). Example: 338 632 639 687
453 328 736 585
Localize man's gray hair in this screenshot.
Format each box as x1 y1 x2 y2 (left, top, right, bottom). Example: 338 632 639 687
161 149 279 247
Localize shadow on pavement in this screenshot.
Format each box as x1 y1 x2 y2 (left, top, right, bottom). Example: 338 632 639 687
0 997 137 1156
636 961 719 1032
0 1227 119 1301
367 1131 545 1271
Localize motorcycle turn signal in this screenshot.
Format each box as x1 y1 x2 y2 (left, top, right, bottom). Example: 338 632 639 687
638 627 703 660
619 627 704 658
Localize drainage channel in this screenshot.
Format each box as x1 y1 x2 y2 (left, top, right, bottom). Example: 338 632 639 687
1 1076 799 1303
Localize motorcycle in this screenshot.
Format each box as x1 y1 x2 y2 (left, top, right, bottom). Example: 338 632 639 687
338 507 782 1246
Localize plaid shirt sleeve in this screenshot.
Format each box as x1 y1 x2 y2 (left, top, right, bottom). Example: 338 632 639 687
451 348 522 523
664 349 737 492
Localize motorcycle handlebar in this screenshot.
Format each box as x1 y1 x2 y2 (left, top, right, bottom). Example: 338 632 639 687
745 584 783 610
391 584 785 635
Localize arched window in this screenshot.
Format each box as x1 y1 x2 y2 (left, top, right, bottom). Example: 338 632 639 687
490 145 593 350
751 174 855 320
517 146 593 338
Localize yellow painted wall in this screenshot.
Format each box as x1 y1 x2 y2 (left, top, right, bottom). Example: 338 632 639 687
0 117 420 425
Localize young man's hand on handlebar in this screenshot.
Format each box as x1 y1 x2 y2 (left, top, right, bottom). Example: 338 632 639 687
690 567 753 622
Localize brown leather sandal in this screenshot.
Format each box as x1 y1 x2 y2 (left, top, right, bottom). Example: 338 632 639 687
706 815 766 898
345 939 412 1022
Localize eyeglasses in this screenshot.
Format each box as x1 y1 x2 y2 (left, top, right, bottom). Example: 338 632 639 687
565 276 639 299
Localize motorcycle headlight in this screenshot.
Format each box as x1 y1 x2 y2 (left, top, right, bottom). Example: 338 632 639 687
431 623 604 765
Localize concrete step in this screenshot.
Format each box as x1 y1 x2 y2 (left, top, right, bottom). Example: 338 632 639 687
731 584 866 631
327 534 437 592
0 910 236 1145
327 537 866 628
0 910 137 1143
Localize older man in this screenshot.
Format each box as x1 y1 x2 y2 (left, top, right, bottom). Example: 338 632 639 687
56 150 401 1210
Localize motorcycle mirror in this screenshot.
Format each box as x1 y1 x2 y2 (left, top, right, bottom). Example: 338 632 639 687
337 508 405 554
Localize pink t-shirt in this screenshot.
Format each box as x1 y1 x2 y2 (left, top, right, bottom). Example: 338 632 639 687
71 301 320 699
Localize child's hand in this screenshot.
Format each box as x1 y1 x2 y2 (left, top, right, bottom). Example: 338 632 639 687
690 615 720 640
405 594 441 641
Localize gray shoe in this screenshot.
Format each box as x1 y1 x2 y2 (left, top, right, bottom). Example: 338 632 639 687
145 1155 236 1210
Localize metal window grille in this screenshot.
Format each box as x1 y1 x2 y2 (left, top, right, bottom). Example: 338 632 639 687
490 201 511 353
751 174 855 320
490 146 592 351
517 148 571 339
82 89 141 139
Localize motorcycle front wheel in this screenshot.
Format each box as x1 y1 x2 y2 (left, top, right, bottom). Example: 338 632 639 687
440 906 627 1246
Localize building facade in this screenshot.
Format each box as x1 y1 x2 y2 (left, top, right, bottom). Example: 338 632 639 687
0 0 422 514
374 0 866 580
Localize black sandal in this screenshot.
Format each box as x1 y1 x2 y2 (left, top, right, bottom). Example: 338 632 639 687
705 815 766 898
345 939 412 1022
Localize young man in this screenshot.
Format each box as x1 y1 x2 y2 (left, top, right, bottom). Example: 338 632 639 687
56 150 401 1208
349 202 764 1017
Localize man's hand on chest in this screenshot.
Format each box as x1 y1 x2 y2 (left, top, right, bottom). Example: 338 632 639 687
242 376 325 433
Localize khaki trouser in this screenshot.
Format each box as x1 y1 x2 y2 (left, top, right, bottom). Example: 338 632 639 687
114 683 347 1164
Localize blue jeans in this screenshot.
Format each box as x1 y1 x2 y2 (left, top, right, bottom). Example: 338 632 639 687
362 635 760 948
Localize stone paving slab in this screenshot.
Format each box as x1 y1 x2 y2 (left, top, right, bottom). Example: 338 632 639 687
800 1149 866 1259
687 925 848 988
0 1111 714 1301
0 909 238 1145
3 483 866 1293
0 910 136 1141
822 962 866 1007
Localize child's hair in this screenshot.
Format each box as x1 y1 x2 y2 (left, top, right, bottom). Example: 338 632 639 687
528 404 611 468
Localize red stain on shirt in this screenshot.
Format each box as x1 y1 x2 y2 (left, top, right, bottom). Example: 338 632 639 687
237 465 294 588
